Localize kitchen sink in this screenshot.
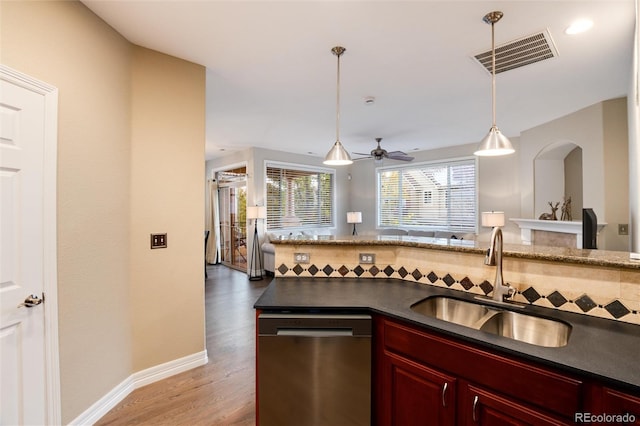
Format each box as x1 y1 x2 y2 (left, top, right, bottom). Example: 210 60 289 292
410 296 492 328
479 310 571 347
410 296 571 347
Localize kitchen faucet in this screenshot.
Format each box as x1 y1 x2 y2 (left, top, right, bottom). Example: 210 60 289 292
485 225 515 302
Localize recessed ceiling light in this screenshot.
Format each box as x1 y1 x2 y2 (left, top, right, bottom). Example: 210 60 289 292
565 19 593 35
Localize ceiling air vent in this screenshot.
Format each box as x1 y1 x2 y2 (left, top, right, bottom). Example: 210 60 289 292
474 29 558 74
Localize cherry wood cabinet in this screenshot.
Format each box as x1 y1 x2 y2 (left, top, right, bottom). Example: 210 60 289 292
375 315 640 425
600 387 640 425
375 316 582 425
380 350 456 425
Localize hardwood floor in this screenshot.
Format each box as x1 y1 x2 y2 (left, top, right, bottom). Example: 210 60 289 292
95 265 270 425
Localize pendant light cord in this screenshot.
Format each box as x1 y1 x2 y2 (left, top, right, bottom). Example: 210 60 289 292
491 20 496 128
336 49 341 142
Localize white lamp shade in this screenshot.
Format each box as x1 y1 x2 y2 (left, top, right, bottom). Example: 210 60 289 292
481 211 505 227
347 211 362 224
247 206 267 219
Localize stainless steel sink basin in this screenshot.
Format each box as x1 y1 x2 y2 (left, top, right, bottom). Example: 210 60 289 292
479 310 571 347
410 296 491 328
410 296 571 347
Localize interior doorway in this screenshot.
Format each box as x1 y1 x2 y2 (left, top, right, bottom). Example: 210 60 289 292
217 169 247 271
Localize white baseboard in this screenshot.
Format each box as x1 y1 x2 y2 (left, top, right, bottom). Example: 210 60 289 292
69 350 208 426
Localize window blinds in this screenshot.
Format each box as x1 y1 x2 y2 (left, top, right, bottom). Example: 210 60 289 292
378 159 477 232
266 165 334 230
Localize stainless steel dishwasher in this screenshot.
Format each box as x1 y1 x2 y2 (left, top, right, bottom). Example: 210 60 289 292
257 313 372 426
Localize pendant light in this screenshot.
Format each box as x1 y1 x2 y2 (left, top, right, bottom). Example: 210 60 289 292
474 11 515 157
323 46 353 165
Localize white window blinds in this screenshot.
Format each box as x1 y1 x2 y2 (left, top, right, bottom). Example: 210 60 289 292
266 164 334 230
377 159 477 232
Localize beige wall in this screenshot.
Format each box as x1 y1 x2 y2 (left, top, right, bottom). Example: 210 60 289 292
603 98 630 251
1 1 205 422
130 46 206 371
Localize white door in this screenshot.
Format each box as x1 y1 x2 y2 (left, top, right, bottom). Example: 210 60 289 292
0 66 60 425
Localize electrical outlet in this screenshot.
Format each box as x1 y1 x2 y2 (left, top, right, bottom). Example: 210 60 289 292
150 233 167 249
294 253 310 264
359 253 376 264
619 224 629 235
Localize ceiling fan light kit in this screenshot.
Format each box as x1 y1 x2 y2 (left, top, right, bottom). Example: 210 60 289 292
474 11 515 157
323 46 353 166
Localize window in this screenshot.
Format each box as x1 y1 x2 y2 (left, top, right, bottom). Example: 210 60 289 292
266 163 334 230
377 158 477 232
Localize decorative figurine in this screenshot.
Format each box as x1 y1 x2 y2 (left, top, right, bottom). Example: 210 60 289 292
539 201 560 220
560 196 572 221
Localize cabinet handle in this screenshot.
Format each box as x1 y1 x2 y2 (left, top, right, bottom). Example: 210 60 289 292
472 395 479 422
441 382 448 407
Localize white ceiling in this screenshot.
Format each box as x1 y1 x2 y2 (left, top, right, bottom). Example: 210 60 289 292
82 1 634 161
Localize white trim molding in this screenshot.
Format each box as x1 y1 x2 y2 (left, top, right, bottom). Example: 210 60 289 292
69 350 208 426
510 218 607 248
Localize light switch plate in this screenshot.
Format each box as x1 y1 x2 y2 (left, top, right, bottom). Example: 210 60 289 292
618 224 629 235
151 233 167 249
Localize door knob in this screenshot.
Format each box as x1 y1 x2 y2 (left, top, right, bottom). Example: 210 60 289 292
18 294 43 308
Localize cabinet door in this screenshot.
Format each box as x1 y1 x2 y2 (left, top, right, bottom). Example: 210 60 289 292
461 382 573 426
601 388 640 425
381 351 456 426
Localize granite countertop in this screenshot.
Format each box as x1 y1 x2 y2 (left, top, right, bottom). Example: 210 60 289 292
254 277 640 393
270 234 640 270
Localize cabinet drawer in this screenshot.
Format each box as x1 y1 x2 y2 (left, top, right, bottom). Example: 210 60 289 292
382 318 584 419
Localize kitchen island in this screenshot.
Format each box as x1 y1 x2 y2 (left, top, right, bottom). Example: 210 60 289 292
255 277 640 425
255 235 640 424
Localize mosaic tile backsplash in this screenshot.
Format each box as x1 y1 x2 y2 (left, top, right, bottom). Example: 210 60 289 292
274 245 640 326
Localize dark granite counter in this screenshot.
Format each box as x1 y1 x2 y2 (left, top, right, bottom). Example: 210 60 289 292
255 277 640 393
270 235 640 270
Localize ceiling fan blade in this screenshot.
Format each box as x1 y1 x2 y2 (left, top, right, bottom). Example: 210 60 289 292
352 156 373 161
387 154 414 161
353 152 372 156
386 150 408 156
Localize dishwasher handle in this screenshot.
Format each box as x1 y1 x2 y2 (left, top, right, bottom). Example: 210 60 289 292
276 328 355 337
258 313 372 337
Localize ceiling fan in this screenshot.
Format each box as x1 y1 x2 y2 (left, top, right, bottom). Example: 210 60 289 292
354 138 415 162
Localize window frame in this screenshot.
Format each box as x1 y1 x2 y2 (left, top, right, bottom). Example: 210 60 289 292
375 157 479 233
264 161 336 231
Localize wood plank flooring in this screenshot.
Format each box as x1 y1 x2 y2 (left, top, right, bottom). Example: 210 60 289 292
95 265 270 425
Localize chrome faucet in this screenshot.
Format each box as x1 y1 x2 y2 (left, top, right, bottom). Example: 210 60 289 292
485 226 515 301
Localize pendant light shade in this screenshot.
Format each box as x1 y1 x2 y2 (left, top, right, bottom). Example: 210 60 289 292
474 11 515 157
324 46 353 166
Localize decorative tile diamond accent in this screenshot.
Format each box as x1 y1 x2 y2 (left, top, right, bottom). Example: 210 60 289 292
427 272 438 283
369 265 380 276
460 277 474 290
353 265 365 276
384 266 395 277
547 291 568 307
479 280 493 295
322 265 334 276
308 265 319 276
338 265 350 276
443 274 456 287
412 269 423 281
293 264 304 275
398 267 408 278
604 300 631 319
277 264 289 275
522 287 541 304
575 294 597 312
